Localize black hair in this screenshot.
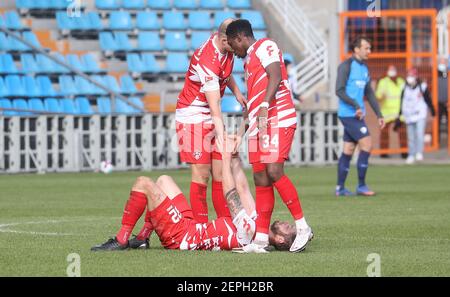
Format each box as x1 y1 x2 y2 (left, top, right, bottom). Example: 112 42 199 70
226 19 254 39
351 36 371 52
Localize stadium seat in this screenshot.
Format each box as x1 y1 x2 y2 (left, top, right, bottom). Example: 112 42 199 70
137 32 163 51
56 11 76 30
72 13 91 30
60 98 79 114
13 98 32 115
9 34 28 51
136 11 160 30
36 76 57 97
109 11 133 31
53 53 70 74
97 97 111 114
16 0 34 9
191 31 210 49
104 75 121 94
0 54 18 74
147 0 171 10
120 75 138 94
115 32 133 51
189 12 212 30
129 96 144 112
44 98 62 113
36 54 58 73
5 11 23 30
67 54 85 72
74 76 95 95
81 54 102 73
75 97 93 114
0 14 6 28
100 32 119 51
95 0 120 10
23 31 42 49
23 76 42 97
29 98 45 112
122 0 146 9
5 75 26 97
174 0 198 10
165 53 189 73
51 0 69 9
58 75 77 96
227 0 252 9
0 33 9 51
163 12 187 31
214 11 236 28
0 98 16 116
164 32 188 51
283 52 295 64
142 53 161 73
233 58 245 74
200 0 225 10
127 53 145 73
88 12 103 30
90 75 108 95
115 98 134 113
241 11 266 30
254 30 267 40
221 96 242 113
0 78 9 97
20 54 38 73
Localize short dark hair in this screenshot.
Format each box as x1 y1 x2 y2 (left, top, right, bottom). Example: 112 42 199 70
226 19 254 39
269 221 296 251
352 36 371 52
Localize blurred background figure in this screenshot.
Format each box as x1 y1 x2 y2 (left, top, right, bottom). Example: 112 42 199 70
285 59 302 108
437 56 448 147
375 65 407 158
399 68 436 164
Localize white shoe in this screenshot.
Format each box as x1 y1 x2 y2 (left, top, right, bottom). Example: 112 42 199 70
232 242 269 254
289 226 312 253
415 153 423 161
406 156 415 165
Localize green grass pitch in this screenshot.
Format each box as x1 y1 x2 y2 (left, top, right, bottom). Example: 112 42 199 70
0 165 449 276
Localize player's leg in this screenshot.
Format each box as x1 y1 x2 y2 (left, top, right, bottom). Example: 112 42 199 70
211 158 232 219
190 163 210 223
356 135 375 196
336 141 356 196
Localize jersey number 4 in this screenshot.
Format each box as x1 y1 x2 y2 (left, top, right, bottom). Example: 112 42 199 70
167 205 182 223
261 134 279 149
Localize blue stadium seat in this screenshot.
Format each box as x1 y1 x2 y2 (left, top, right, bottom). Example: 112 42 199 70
44 98 62 113
81 54 102 73
88 12 103 30
123 0 146 9
72 14 91 30
75 97 93 114
23 31 42 49
174 0 198 10
0 54 18 74
58 75 77 96
36 76 57 97
254 30 267 40
115 98 134 113
104 75 121 94
137 32 163 51
241 11 266 30
16 0 34 9
53 53 70 73
5 11 23 30
97 97 111 114
36 54 57 73
0 33 9 51
136 11 160 30
142 53 160 73
115 32 133 51
13 98 32 115
99 32 119 51
283 52 295 64
51 0 69 9
165 53 189 73
227 0 251 9
74 76 95 95
5 75 26 97
221 96 242 113
165 32 188 51
147 0 171 10
191 31 210 50
67 54 85 72
9 34 28 51
60 98 78 114
163 12 187 30
120 75 138 94
29 98 45 112
95 0 120 10
129 96 144 112
90 75 108 95
109 11 133 30
233 58 245 74
23 76 42 97
0 98 16 116
189 12 212 30
127 53 144 73
0 78 9 97
200 0 224 10
214 11 236 28
0 14 6 28
56 11 76 30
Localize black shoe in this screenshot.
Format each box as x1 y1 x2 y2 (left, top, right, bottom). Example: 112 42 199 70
91 237 128 251
128 235 150 249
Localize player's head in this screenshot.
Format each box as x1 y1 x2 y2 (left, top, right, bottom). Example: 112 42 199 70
218 18 236 53
352 36 372 61
268 220 296 251
226 19 255 59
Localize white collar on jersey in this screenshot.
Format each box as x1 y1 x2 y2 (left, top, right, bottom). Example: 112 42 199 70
247 40 257 56
212 34 225 59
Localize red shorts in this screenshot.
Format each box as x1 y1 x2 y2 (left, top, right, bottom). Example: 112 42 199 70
176 121 222 164
150 194 239 250
248 126 296 164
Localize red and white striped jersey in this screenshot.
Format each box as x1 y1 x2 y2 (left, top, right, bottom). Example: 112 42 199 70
175 33 234 124
244 38 297 137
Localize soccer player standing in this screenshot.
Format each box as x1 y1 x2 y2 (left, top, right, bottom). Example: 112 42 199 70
335 37 385 196
226 19 312 253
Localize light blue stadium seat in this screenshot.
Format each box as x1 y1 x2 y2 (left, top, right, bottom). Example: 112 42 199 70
44 98 62 113
29 98 45 112
165 53 189 73
165 31 188 51
214 11 236 28
5 75 26 97
95 0 120 10
189 12 212 30
109 11 133 30
58 75 77 96
37 54 58 73
115 98 134 114
142 53 160 73
104 75 121 94
233 58 245 74
283 52 295 64
0 54 18 74
200 0 224 9
227 0 251 9
97 97 111 114
75 97 93 114
221 96 242 113
67 54 85 72
10 35 28 51
36 76 57 97
72 14 91 30
241 11 266 30
163 12 187 30
99 32 118 51
174 0 198 10
115 32 133 51
0 98 16 116
137 32 162 51
5 11 23 30
16 0 34 9
23 76 41 97
0 78 9 97
60 98 78 114
88 12 103 30
90 75 108 95
56 11 75 30
81 54 102 73
191 31 210 50
254 30 267 40
147 0 171 10
23 31 42 49
51 0 69 9
129 96 144 112
127 53 144 73
123 0 146 9
136 11 160 30
75 76 95 95
0 14 6 28
120 75 137 94
13 98 32 115
53 53 69 74
0 33 9 51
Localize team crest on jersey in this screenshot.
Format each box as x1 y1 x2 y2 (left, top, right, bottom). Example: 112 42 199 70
360 127 368 134
193 151 202 160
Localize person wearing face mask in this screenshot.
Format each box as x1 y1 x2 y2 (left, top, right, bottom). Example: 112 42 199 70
375 65 407 158
398 68 436 164
437 57 448 146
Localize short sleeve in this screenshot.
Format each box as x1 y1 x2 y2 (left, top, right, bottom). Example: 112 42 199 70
255 40 281 69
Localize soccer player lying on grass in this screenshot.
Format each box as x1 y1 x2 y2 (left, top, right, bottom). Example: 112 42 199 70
91 136 312 252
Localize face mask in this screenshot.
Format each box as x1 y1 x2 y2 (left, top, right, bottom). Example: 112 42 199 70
406 76 416 85
438 64 447 73
387 70 397 78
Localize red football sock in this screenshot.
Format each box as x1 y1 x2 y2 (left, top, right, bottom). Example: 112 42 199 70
212 181 231 219
136 210 154 240
273 175 304 220
190 182 208 223
255 186 275 234
116 191 148 245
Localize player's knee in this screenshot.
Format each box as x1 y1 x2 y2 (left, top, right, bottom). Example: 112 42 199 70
266 166 283 183
156 175 172 188
134 176 153 190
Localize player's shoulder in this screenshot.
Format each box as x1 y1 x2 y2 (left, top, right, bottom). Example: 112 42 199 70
255 38 278 50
